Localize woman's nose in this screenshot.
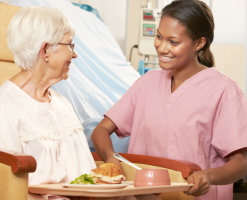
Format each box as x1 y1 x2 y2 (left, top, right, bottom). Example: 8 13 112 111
157 41 169 54
72 51 77 58
159 42 169 53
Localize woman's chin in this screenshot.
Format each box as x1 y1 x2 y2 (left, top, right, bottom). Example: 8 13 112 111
62 73 69 80
159 64 172 71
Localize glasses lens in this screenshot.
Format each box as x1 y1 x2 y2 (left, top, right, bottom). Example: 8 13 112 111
57 42 75 51
70 43 75 50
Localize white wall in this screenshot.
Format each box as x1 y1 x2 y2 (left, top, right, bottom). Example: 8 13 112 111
70 0 128 53
212 0 246 45
210 0 246 91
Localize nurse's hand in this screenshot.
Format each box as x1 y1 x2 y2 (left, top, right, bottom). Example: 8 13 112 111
184 170 211 196
105 155 122 168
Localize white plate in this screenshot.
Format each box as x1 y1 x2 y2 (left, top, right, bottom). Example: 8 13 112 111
63 181 133 190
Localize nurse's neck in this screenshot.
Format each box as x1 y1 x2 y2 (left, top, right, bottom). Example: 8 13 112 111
171 65 207 93
171 76 183 93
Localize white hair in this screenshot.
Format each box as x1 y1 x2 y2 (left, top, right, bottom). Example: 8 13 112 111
7 6 75 70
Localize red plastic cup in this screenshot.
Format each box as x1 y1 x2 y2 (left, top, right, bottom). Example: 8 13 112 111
134 169 171 187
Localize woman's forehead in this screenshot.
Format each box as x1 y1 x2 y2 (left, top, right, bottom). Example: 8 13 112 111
158 16 189 38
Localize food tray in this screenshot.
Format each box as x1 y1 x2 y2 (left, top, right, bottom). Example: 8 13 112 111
29 182 192 197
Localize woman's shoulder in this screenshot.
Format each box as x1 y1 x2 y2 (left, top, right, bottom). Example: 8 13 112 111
143 69 166 77
137 69 169 82
0 81 21 116
0 80 13 91
209 67 245 98
0 80 19 100
210 68 240 86
128 69 168 92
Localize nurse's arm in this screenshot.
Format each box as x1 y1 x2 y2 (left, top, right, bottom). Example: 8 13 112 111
185 148 247 196
208 148 247 184
91 116 120 166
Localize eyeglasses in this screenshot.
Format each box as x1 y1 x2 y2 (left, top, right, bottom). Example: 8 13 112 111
57 42 75 51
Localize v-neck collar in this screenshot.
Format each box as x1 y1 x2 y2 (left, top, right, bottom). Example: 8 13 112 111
165 67 213 105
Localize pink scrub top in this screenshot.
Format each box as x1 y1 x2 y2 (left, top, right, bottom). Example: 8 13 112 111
106 68 247 200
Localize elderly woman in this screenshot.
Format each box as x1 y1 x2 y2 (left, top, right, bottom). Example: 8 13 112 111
0 5 96 196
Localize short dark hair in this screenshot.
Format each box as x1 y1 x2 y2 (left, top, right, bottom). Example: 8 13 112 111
162 0 215 67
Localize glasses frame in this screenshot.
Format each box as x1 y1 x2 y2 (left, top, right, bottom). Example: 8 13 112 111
57 42 75 51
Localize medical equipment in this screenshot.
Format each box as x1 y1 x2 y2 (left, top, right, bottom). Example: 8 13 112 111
138 8 160 56
137 2 161 75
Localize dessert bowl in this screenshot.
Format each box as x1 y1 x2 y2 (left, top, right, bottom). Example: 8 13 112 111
134 169 171 187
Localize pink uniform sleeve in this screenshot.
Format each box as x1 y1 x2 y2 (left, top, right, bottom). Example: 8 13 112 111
105 77 142 137
212 92 247 157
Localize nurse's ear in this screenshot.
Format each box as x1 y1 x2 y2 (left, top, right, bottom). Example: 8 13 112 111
195 37 206 52
40 42 49 63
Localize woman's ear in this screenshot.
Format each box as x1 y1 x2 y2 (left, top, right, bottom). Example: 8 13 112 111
196 37 206 51
40 42 49 62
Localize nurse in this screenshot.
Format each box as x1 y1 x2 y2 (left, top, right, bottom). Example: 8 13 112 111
91 0 247 199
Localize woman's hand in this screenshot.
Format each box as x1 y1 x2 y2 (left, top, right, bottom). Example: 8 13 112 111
184 170 210 196
185 149 247 197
